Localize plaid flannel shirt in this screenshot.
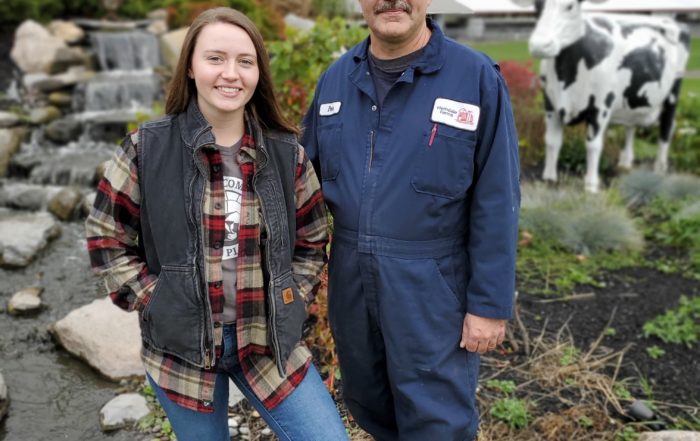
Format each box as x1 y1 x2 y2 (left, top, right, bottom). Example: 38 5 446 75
86 114 328 412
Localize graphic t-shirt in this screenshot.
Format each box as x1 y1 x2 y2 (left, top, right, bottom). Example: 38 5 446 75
218 138 243 324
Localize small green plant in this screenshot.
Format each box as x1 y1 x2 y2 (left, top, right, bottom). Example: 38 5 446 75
490 398 532 429
643 295 700 348
485 379 517 394
559 345 579 366
604 327 617 336
616 425 641 441
614 383 633 401
579 415 594 428
639 377 655 401
137 383 176 440
645 345 666 359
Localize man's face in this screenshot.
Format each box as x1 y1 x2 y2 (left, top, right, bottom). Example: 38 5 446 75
358 0 431 45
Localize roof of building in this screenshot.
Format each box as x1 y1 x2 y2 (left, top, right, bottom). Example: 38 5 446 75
457 0 700 14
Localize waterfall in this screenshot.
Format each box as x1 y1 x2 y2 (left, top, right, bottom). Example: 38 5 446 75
72 31 163 123
90 31 161 70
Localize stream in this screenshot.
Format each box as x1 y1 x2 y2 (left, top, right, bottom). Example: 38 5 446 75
1 222 142 441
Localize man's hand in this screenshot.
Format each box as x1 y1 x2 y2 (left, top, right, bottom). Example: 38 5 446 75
460 313 506 353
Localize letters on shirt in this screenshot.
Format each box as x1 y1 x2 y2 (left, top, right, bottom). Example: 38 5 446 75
320 102 341 116
431 98 480 131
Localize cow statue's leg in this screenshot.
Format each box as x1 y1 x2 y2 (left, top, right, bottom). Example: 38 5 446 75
584 126 606 193
542 112 564 183
617 127 635 170
656 78 683 173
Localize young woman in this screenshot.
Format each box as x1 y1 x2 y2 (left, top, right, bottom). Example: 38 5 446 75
85 7 348 440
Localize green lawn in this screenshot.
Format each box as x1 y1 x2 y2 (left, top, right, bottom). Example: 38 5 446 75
681 77 700 99
466 40 531 63
466 36 700 75
687 37 700 71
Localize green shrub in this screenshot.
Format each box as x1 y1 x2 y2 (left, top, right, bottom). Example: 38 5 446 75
311 0 349 17
618 171 700 208
520 182 643 255
660 174 700 201
617 170 666 208
268 16 366 123
119 0 168 18
554 127 619 179
0 0 83 24
671 91 700 172
519 206 571 243
163 0 284 39
563 206 643 255
500 60 545 167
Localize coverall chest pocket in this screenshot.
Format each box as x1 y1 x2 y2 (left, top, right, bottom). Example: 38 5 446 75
411 128 476 199
317 122 342 181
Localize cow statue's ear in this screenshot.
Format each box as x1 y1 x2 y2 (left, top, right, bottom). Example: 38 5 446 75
510 0 535 6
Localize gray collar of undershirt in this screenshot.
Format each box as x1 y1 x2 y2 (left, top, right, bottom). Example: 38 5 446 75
368 47 425 74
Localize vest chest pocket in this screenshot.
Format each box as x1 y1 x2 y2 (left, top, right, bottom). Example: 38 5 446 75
411 129 476 199
317 122 342 181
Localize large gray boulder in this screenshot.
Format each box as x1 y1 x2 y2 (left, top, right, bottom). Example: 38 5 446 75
49 297 143 380
45 118 83 144
24 67 96 94
10 20 68 74
49 46 89 74
48 20 85 44
0 211 61 267
0 182 63 211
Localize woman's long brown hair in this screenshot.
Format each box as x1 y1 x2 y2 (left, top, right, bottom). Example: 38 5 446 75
165 7 298 135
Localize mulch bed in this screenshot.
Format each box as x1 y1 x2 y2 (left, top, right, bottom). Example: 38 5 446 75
517 265 699 406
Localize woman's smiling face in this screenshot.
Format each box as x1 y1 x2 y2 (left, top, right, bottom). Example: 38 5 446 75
189 22 259 123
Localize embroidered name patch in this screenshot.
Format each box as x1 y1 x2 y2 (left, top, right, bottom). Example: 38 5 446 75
431 98 480 131
320 101 341 116
282 288 294 304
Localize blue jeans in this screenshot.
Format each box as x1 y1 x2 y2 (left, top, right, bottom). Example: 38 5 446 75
147 325 348 441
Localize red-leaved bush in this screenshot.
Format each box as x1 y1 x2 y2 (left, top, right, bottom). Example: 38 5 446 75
498 60 545 167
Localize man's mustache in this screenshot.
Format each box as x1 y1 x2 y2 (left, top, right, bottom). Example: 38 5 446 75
374 0 412 14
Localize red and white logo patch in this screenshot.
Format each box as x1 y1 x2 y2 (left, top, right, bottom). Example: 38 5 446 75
431 98 480 131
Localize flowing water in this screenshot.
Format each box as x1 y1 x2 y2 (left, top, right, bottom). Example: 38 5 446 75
1 26 163 441
0 223 142 441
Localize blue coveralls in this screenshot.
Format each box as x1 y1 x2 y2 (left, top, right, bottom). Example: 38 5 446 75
301 20 520 441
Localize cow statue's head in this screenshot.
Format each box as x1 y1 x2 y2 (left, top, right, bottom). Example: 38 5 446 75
513 0 607 58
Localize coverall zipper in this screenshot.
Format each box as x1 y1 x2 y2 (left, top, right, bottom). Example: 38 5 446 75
369 130 375 171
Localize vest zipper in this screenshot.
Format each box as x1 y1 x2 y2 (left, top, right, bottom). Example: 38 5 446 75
252 174 283 374
193 145 215 369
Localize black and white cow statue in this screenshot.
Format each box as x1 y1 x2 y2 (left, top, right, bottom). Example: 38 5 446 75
514 0 690 192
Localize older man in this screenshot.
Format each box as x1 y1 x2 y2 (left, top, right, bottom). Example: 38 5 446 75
301 1 520 439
